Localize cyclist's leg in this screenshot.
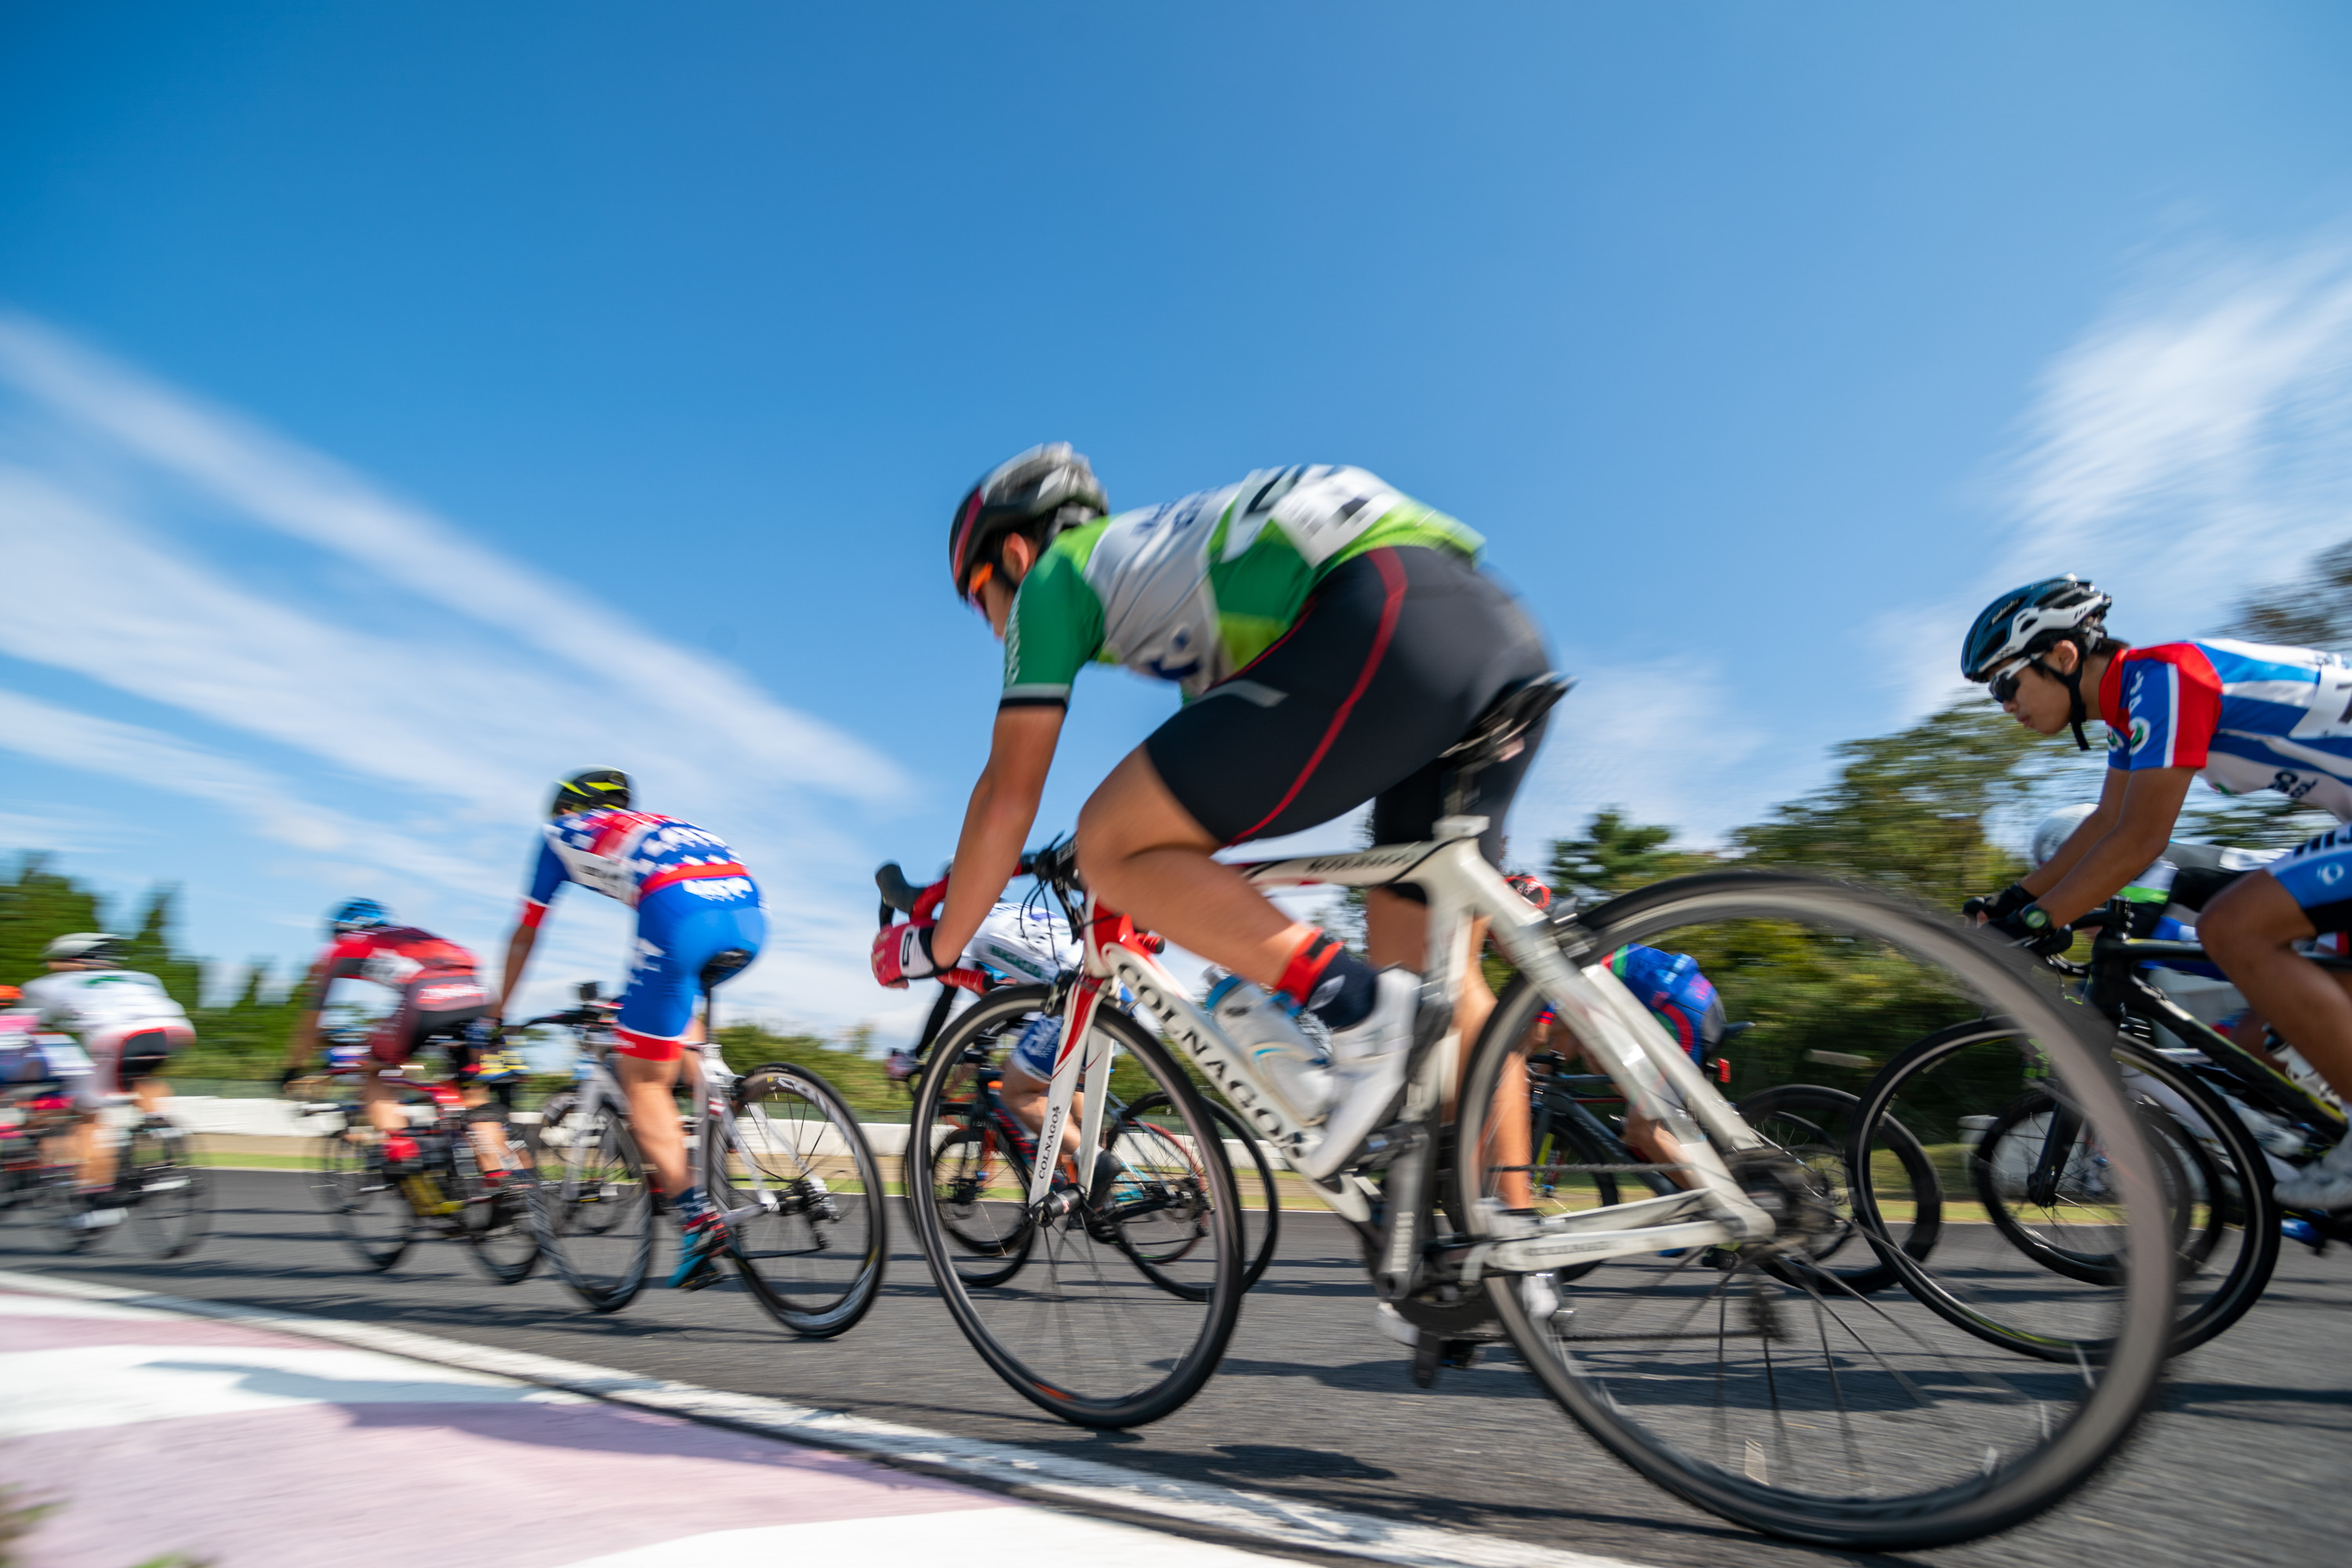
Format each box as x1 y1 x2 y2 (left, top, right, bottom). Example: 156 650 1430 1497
361 991 430 1136
2204 849 2352 1102
1082 545 1548 988
612 891 766 1205
74 1029 126 1191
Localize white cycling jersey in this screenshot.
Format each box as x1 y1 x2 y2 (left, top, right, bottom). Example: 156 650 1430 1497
963 901 1079 986
18 969 194 1054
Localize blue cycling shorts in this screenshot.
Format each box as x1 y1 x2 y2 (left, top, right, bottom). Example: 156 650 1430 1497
612 884 766 1061
2264 826 2352 935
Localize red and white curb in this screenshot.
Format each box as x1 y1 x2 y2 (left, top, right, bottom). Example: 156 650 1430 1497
0 1269 1651 1568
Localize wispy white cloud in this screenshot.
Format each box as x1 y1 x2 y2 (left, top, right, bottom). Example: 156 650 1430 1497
0 313 913 1026
1514 656 1780 851
0 315 900 804
1870 232 2352 739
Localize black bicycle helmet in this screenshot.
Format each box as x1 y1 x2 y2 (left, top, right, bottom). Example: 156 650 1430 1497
1962 575 2116 750
550 768 633 818
948 443 1108 601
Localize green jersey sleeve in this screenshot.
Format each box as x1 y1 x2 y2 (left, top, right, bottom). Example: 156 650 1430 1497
1000 537 1105 707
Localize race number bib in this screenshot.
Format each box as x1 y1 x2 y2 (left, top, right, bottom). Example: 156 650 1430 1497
1269 466 1404 568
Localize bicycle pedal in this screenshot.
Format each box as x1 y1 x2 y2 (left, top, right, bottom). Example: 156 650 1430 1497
673 1258 723 1291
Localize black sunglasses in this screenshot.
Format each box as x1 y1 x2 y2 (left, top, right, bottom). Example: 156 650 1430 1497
1988 659 2034 705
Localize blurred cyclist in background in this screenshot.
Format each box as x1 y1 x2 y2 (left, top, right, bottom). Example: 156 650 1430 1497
281 899 517 1174
493 769 765 1290
17 932 195 1228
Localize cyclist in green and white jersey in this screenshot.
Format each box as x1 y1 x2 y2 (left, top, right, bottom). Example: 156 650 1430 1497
873 446 1555 1183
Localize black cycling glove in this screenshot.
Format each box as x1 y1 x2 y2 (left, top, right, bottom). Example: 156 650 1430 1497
276 1064 305 1091
1962 882 2034 923
1985 903 2074 956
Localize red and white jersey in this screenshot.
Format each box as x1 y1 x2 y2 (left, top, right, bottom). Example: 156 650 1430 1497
320 926 480 992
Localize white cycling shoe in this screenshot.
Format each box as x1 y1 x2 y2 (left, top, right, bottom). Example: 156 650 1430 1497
2274 1138 2352 1213
1294 969 1418 1182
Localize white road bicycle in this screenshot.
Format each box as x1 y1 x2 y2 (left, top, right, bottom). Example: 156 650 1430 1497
528 982 887 1334
899 676 2176 1552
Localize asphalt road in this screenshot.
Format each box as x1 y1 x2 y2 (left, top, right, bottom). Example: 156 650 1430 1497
3 1169 2346 1568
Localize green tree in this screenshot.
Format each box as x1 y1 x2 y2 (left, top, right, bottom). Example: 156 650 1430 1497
1548 809 1718 904
2227 535 2352 652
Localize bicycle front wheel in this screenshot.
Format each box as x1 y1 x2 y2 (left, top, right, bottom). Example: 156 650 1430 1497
535 1092 655 1312
907 985 1244 1428
1856 1021 2278 1356
710 1062 887 1338
1457 871 2175 1552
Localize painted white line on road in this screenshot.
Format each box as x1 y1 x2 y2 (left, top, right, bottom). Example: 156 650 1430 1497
554 1508 1291 1568
0 1269 1658 1568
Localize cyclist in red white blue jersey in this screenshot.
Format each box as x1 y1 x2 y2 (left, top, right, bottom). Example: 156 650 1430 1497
1604 945 1724 1065
1961 576 2352 1209
494 768 764 1285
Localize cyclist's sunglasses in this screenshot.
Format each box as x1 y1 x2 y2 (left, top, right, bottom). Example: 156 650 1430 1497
1987 656 2034 706
964 561 995 614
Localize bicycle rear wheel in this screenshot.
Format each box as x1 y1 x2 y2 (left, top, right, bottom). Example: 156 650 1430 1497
1116 1090 1280 1292
123 1117 209 1258
455 1116 542 1285
311 1126 412 1272
907 985 1244 1428
535 1092 655 1312
710 1062 888 1338
1856 1021 2278 1356
1457 871 2174 1552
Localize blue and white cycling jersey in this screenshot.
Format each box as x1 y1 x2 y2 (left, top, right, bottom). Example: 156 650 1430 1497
2099 639 2352 822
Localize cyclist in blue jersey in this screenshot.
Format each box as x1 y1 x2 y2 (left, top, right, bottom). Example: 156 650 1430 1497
1961 576 2352 1208
492 769 766 1287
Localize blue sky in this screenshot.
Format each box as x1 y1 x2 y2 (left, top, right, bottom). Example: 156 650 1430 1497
5 2 2352 1028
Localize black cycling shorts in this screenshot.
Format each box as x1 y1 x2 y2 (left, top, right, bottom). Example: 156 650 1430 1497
114 1030 175 1093
1145 545 1552 874
367 975 492 1067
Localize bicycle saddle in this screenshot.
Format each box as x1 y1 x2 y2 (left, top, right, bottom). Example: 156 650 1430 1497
1442 672 1573 769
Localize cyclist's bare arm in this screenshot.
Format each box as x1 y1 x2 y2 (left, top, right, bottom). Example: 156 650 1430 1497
932 705 1063 959
282 956 337 1070
496 921 539 1025
2027 767 2194 925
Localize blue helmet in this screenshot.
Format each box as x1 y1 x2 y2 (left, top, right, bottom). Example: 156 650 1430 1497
326 898 393 937
1961 575 2112 683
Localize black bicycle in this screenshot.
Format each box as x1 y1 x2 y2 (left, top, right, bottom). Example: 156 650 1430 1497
1852 896 2343 1356
1523 1032 1942 1299
2 1062 209 1258
301 1029 540 1283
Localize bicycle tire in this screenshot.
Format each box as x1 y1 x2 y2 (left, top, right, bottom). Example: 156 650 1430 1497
711 1062 888 1338
123 1117 209 1259
454 1116 542 1285
535 1093 655 1312
907 984 1244 1429
310 1120 413 1272
1735 1083 1938 1295
925 1123 1037 1287
1857 1021 2278 1357
1456 870 2173 1552
1118 1090 1281 1292
23 1171 107 1254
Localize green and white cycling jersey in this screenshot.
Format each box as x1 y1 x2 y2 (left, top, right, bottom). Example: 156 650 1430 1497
1000 465 1483 706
